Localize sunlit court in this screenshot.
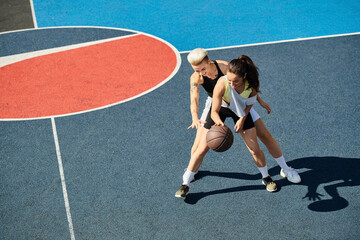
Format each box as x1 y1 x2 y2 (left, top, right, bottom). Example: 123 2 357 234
1 1 359 239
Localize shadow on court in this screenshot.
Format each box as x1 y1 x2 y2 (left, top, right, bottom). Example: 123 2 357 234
185 156 360 212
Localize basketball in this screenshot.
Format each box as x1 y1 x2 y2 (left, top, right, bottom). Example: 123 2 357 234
206 125 234 152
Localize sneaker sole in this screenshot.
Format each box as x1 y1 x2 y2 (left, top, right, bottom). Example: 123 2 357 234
280 170 301 183
266 187 277 192
262 180 277 192
286 178 301 184
175 194 186 199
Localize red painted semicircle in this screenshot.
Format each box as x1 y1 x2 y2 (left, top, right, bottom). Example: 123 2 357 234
0 34 178 119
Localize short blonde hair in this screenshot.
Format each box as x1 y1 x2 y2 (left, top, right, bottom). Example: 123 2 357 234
187 48 208 66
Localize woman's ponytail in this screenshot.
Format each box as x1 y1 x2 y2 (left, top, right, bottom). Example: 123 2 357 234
229 55 260 92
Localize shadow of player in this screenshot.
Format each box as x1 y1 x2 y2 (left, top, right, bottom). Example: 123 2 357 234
185 156 360 212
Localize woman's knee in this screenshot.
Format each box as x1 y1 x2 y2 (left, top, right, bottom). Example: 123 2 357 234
248 145 264 158
256 128 268 140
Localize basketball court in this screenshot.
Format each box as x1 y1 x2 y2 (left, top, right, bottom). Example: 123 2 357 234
1 1 360 239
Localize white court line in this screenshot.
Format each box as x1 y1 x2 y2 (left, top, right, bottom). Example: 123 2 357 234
29 0 38 28
179 32 360 53
51 117 76 240
28 3 75 239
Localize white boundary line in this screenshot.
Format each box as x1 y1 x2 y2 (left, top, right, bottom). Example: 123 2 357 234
51 117 76 240
179 32 360 53
0 26 182 121
26 7 75 239
29 0 38 28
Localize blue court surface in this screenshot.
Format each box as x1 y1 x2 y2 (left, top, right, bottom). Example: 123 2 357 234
1 1 360 240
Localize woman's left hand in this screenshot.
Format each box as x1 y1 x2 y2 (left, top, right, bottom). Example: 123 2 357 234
259 99 271 114
188 119 206 129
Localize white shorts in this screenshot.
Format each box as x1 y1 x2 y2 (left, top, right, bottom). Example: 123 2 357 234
199 96 261 124
199 96 212 122
249 107 260 122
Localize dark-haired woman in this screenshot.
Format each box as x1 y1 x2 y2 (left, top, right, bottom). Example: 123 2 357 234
211 56 300 191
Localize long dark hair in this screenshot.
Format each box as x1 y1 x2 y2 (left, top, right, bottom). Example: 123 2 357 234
228 55 260 92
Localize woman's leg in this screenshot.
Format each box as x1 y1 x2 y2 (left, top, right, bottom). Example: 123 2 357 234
240 127 277 192
175 129 210 198
253 118 282 158
191 126 204 157
251 113 301 183
240 127 266 168
187 128 210 172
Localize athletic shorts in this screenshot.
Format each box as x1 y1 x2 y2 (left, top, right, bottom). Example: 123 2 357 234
199 97 212 123
199 96 260 126
204 106 254 131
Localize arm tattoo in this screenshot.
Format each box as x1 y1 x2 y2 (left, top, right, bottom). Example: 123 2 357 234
190 82 199 93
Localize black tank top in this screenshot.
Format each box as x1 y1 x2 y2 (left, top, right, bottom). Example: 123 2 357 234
201 61 224 97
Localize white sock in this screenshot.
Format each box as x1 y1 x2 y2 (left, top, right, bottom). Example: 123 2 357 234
258 166 269 178
183 169 196 186
275 156 290 171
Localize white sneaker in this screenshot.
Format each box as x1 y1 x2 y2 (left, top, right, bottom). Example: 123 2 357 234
280 167 301 183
